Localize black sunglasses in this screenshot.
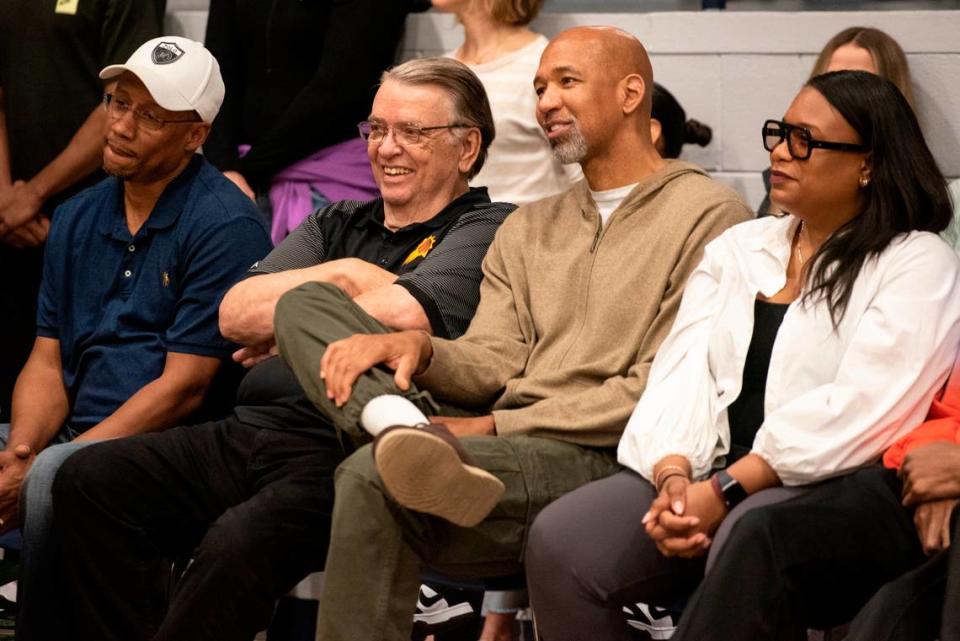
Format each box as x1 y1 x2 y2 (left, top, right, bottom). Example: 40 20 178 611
762 119 868 160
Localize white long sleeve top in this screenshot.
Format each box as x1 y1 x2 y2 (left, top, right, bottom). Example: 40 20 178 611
617 214 960 486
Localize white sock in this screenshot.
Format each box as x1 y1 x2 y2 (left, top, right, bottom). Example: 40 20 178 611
360 395 429 437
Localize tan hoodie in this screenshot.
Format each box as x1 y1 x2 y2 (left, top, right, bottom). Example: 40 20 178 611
416 160 752 447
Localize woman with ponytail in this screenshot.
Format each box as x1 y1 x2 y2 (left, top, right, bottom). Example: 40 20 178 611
651 83 712 160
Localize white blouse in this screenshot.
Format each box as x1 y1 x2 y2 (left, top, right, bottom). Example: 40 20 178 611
618 214 960 486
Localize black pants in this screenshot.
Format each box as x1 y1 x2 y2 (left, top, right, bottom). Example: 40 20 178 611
52 418 347 641
845 506 959 641
670 466 926 641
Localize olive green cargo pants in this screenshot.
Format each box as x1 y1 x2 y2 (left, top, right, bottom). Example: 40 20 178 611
275 282 622 641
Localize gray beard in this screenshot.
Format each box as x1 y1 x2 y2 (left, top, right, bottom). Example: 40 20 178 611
550 126 588 165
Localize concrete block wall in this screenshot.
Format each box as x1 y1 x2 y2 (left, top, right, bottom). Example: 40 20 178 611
165 5 960 209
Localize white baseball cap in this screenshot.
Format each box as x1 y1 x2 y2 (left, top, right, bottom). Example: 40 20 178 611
99 36 225 124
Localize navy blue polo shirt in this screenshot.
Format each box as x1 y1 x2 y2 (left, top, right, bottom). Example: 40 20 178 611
36 155 272 432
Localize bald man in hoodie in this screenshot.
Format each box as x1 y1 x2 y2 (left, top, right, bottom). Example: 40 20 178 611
282 26 752 641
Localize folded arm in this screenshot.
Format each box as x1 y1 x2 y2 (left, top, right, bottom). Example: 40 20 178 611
0 104 107 238
220 258 398 345
354 284 430 333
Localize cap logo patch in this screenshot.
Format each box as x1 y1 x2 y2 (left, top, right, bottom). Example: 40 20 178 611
152 42 185 65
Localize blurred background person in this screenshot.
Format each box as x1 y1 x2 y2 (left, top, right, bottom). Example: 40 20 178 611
758 26 914 215
434 0 581 204
650 82 713 160
203 0 430 244
0 0 163 424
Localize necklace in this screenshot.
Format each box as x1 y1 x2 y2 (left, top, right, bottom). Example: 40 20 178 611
795 222 806 266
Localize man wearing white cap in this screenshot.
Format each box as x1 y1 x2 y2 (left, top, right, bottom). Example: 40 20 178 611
50 56 514 641
0 0 163 434
3 36 271 640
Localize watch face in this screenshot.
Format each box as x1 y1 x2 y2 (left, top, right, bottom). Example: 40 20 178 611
717 470 748 508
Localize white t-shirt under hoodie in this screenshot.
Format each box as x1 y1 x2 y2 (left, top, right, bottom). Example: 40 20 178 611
452 35 582 205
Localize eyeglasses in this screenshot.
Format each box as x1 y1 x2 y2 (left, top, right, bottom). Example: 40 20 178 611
762 119 868 160
358 120 473 146
103 93 201 132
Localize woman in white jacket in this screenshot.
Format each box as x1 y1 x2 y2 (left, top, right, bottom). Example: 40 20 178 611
525 70 960 641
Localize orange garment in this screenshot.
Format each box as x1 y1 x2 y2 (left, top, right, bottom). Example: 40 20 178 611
884 354 960 469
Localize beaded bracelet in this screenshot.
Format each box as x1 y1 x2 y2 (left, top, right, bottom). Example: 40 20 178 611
654 464 689 492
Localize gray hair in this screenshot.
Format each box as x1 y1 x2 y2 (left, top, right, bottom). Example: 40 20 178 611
381 57 495 179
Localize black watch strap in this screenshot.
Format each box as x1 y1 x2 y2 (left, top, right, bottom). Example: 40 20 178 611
714 469 748 509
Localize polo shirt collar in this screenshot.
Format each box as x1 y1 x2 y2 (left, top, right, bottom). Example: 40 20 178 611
361 187 491 233
145 154 204 230
98 154 204 238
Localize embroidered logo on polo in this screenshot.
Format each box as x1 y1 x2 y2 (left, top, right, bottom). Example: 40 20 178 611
55 0 79 15
152 42 185 65
403 235 436 265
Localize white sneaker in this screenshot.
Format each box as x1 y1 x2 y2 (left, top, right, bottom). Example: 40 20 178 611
414 583 478 627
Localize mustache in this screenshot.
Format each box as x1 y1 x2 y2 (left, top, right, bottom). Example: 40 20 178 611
541 115 576 128
105 138 136 156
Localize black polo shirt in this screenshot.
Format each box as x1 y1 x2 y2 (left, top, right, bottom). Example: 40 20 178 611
251 187 514 339
233 188 513 435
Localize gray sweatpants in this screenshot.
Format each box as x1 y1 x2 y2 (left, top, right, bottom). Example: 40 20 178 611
525 469 804 641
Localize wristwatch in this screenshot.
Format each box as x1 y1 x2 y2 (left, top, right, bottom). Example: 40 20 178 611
711 469 748 509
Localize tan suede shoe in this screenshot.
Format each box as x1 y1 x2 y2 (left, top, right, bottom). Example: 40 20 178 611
372 424 505 527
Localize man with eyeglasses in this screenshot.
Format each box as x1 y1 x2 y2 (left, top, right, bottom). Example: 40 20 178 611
48 57 513 641
3 36 272 641
0 0 163 493
269 26 753 641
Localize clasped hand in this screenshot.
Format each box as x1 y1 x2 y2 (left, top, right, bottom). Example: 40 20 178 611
901 442 960 554
643 477 728 559
232 340 278 369
0 181 48 247
0 445 36 532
